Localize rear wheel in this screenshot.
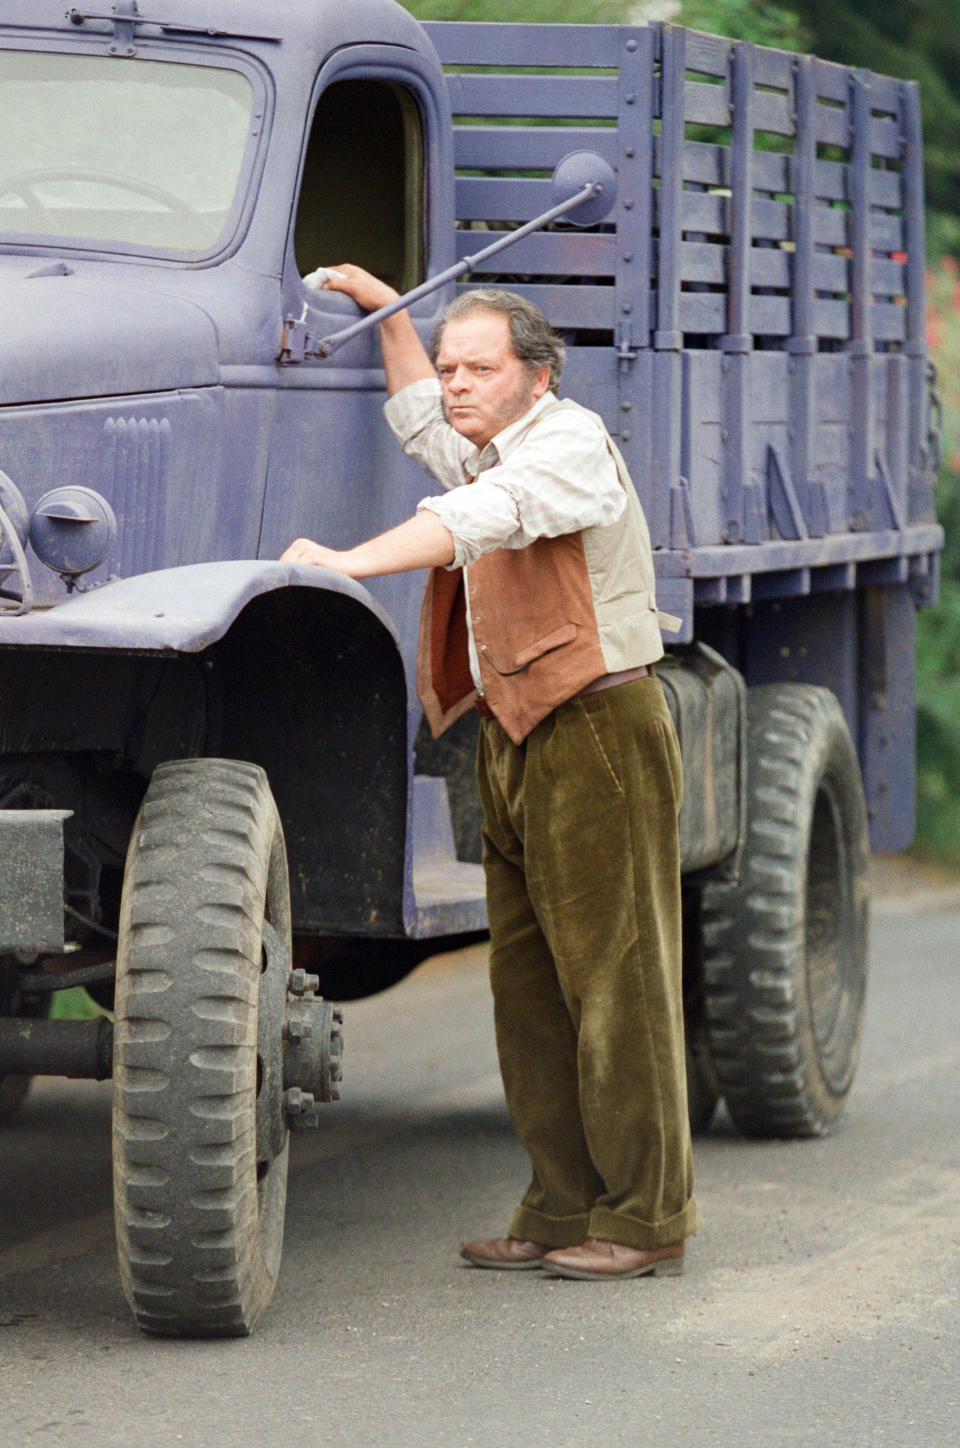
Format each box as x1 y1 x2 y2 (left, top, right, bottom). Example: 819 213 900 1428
701 685 869 1137
112 758 292 1337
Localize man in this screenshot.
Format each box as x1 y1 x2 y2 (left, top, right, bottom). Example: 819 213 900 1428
283 266 701 1280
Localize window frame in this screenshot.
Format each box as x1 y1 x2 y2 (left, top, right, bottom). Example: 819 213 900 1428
284 44 452 338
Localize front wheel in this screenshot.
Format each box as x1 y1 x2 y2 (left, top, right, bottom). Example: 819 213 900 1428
112 758 293 1337
700 685 869 1137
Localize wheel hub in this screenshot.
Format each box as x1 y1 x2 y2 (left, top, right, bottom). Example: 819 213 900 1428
257 924 343 1149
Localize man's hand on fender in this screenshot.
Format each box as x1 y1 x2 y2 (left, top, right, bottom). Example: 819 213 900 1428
281 511 455 579
281 538 354 572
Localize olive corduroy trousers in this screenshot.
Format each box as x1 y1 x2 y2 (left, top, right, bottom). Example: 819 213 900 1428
477 675 702 1250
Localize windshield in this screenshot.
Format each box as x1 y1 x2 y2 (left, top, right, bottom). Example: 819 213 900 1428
0 50 255 255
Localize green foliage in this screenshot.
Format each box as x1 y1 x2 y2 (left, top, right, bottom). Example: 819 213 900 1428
48 987 101 1020
405 0 636 20
916 256 960 860
676 0 810 51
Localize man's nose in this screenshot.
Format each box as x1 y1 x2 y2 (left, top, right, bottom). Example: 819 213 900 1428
447 366 470 392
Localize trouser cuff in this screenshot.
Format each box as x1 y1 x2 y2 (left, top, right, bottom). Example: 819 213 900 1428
587 1201 702 1250
509 1205 591 1249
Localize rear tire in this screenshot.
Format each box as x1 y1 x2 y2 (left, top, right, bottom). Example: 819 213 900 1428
701 685 869 1137
112 758 292 1336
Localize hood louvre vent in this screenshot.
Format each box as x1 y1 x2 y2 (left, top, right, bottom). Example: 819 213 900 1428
104 415 171 575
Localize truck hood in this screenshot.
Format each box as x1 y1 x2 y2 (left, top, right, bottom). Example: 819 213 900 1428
0 269 220 405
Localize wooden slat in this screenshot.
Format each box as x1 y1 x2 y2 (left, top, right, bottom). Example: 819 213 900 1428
680 240 726 284
813 101 904 158
751 248 791 288
749 197 792 244
871 257 907 295
455 282 617 330
814 299 850 336
676 292 871 340
680 140 791 194
452 125 617 171
454 175 553 222
680 242 791 290
752 89 793 137
864 73 903 113
678 191 883 252
677 244 904 302
445 73 618 121
455 229 617 277
815 103 851 150
869 168 903 208
814 207 849 247
752 149 791 192
753 47 798 90
423 20 622 69
750 294 792 334
680 138 728 188
812 252 850 293
871 115 903 160
677 293 793 335
871 213 905 251
683 29 732 78
678 191 731 238
814 58 854 105
872 302 908 340
680 192 793 242
684 78 729 127
813 157 847 202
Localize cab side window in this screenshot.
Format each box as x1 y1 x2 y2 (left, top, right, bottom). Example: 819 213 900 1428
294 78 424 293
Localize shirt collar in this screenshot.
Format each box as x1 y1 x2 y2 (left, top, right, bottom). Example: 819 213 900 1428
473 391 556 471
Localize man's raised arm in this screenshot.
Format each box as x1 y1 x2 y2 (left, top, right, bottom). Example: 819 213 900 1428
315 264 436 396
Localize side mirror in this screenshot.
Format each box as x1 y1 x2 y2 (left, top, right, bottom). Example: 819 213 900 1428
550 151 618 227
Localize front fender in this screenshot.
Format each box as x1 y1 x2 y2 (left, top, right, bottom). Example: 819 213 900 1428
0 559 398 653
0 562 412 938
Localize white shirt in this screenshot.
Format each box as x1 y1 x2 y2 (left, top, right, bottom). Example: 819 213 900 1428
383 379 626 568
384 378 626 691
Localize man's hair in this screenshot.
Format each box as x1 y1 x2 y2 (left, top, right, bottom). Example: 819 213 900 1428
430 289 566 393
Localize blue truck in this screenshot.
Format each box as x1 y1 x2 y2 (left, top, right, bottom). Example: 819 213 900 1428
0 0 943 1335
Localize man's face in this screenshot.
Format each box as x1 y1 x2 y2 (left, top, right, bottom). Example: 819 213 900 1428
435 309 550 450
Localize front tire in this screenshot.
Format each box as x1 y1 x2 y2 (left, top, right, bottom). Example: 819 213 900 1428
701 685 869 1137
112 758 292 1336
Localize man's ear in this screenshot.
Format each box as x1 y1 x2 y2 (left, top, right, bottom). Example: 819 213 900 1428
531 365 552 400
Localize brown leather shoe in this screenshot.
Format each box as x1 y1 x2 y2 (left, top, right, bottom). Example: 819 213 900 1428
460 1235 547 1270
542 1237 684 1280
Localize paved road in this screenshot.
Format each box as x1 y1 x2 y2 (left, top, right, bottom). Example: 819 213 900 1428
1 885 958 1448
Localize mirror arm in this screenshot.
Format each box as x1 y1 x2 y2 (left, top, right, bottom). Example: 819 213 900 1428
313 180 601 359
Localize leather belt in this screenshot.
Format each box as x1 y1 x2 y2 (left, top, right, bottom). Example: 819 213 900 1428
475 665 651 719
575 664 651 698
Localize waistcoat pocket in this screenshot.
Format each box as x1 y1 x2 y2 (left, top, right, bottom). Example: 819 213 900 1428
481 623 578 676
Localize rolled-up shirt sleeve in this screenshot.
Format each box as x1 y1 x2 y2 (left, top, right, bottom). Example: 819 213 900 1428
384 378 474 490
386 379 626 568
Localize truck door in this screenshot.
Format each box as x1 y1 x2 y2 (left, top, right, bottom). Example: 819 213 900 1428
258 44 454 684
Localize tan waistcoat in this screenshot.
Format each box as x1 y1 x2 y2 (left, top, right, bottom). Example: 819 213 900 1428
416 399 678 746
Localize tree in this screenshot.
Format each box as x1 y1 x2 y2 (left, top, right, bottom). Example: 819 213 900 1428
405 0 637 20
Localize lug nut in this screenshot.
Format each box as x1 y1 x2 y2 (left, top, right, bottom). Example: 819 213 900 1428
284 1086 316 1116
284 1015 314 1043
288 968 320 996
